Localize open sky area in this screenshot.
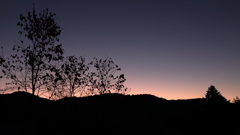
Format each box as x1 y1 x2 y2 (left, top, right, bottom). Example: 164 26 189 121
0 0 239 100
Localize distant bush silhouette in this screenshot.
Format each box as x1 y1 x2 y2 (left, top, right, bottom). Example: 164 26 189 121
233 96 240 104
205 85 228 103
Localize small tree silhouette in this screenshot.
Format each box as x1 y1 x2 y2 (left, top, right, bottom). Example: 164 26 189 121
205 85 228 103
87 57 129 95
233 96 240 104
46 56 89 100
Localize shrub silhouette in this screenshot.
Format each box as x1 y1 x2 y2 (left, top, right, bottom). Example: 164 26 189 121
233 96 240 104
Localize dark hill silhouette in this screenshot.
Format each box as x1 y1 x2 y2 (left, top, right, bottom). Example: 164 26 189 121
0 92 239 135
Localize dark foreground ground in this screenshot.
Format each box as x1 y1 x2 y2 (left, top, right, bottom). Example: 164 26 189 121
0 92 239 135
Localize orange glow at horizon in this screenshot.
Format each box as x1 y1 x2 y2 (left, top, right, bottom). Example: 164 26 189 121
0 75 239 101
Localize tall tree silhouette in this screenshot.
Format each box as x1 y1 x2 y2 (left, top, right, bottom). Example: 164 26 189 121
205 85 228 103
87 57 129 95
0 5 64 96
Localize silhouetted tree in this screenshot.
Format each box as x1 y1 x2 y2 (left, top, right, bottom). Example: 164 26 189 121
46 56 89 100
205 85 228 103
0 5 64 96
233 96 240 104
87 57 129 95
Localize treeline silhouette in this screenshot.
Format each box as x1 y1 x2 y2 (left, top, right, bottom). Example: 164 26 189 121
0 5 129 100
0 5 239 135
0 90 239 135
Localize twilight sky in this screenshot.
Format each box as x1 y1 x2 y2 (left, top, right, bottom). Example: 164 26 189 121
0 0 240 100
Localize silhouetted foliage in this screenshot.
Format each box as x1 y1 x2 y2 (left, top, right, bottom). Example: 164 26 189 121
87 57 129 95
0 5 64 96
233 96 240 104
46 56 89 100
0 85 16 94
0 5 130 100
205 85 228 103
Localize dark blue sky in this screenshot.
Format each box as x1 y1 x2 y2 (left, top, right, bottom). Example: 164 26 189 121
0 0 240 100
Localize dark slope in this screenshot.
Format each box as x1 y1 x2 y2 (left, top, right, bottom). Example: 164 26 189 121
0 92 53 134
0 92 239 135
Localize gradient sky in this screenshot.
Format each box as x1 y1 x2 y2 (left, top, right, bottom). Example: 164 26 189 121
0 0 240 100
